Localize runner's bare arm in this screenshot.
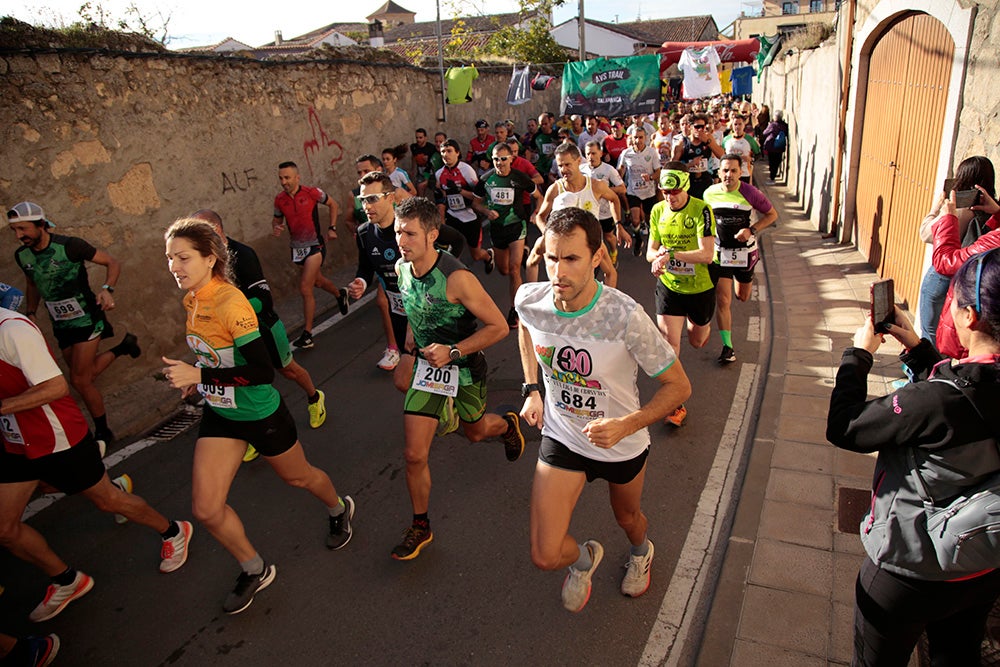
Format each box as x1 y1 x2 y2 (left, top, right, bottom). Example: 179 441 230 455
89 249 121 310
518 323 544 429
0 375 68 415
420 270 507 368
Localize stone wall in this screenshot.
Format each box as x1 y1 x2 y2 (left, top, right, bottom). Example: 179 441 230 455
0 50 559 436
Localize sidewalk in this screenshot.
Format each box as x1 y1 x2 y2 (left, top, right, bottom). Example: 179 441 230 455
693 182 998 666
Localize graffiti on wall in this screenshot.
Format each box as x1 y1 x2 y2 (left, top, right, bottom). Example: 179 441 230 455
302 106 344 179
222 168 259 194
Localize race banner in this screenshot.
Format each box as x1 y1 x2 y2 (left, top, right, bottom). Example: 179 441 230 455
560 54 662 117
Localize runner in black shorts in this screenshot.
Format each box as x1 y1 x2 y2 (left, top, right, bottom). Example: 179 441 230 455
0 308 191 623
192 210 328 463
163 218 354 615
434 140 495 273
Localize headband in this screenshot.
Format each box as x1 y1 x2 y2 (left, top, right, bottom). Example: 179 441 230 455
660 169 690 192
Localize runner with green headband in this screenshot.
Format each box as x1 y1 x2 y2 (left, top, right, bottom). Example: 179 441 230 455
645 163 717 427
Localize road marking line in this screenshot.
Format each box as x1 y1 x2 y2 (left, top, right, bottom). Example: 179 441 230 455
639 362 759 667
20 293 376 522
747 315 761 342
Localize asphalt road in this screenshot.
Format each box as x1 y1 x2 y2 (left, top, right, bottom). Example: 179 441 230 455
0 234 761 666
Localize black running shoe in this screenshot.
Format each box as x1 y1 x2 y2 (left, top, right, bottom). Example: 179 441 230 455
718 346 736 364
119 333 141 358
293 331 314 349
391 524 433 561
507 307 519 329
336 289 349 316
326 496 355 550
631 226 645 257
223 564 277 615
501 412 525 462
484 248 496 275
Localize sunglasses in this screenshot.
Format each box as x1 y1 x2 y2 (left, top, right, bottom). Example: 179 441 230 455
663 188 685 196
692 124 706 130
358 193 391 205
493 156 510 162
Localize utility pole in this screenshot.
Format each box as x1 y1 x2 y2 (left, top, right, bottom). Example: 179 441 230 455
436 0 446 122
578 0 586 61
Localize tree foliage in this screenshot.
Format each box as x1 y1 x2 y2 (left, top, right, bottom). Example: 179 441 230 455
77 1 172 44
443 0 571 64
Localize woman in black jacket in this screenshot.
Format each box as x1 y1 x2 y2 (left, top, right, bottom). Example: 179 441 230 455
761 110 788 183
827 248 1000 666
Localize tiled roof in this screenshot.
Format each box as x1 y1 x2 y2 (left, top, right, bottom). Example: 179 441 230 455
383 12 524 41
380 33 496 59
368 1 417 18
589 15 720 46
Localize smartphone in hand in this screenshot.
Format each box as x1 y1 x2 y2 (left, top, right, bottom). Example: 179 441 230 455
871 279 894 334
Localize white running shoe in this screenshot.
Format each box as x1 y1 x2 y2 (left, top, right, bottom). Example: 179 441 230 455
621 540 654 597
561 540 604 612
29 571 94 622
377 347 400 371
159 521 193 573
111 474 132 524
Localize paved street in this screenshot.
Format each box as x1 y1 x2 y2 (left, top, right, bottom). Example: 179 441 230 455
0 235 761 666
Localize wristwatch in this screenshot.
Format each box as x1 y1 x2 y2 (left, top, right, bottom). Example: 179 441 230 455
521 383 540 398
101 284 115 293
449 346 462 361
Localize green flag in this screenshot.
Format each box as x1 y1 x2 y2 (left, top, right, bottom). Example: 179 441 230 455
560 54 663 117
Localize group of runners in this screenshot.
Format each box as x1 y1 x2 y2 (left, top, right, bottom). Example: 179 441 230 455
0 96 778 665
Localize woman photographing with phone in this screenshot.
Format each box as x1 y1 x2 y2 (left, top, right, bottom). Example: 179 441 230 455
162 219 354 615
827 250 1000 665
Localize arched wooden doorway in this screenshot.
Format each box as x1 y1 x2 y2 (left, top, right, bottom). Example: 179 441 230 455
853 12 953 305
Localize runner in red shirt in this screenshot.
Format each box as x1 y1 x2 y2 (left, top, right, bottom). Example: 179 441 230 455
271 161 350 349
0 308 192 623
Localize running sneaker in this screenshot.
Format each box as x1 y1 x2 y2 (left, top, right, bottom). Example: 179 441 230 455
243 444 260 462
718 345 736 364
29 571 94 622
484 248 496 274
117 332 142 358
10 634 60 667
664 405 688 427
436 396 460 437
336 289 350 316
160 521 193 573
293 331 314 349
561 540 604 612
507 307 519 329
501 412 525 462
390 524 434 561
326 496 355 550
308 390 327 428
631 225 644 257
94 428 114 453
111 474 132 524
223 564 277 615
621 540 654 597
377 347 400 371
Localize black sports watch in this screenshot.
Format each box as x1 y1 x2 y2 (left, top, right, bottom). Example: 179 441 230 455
521 382 540 398
449 346 462 362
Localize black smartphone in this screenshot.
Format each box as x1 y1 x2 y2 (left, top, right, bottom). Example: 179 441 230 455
871 279 894 334
943 178 981 208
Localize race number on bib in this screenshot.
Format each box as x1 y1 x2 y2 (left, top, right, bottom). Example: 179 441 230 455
446 194 466 211
45 297 86 322
552 380 609 422
387 290 406 316
542 143 556 155
719 247 750 268
667 257 695 276
491 187 515 206
411 357 459 397
197 383 238 410
0 414 24 445
291 247 312 262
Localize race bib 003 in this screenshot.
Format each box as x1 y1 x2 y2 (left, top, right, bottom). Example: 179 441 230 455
291 247 312 262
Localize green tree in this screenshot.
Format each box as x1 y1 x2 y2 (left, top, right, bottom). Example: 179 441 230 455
443 0 571 64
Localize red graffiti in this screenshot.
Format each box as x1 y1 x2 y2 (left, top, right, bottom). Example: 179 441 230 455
302 107 344 179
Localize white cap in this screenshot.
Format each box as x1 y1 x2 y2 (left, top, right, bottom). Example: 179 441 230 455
7 201 54 227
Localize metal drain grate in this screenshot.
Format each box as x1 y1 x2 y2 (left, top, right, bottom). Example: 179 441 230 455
148 405 202 441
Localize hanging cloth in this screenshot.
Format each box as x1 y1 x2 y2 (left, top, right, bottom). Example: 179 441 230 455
507 64 532 105
678 46 722 100
446 66 478 104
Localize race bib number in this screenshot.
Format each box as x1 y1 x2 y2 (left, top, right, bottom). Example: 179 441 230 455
446 194 466 211
491 187 515 206
542 143 556 156
291 247 312 262
387 290 406 316
197 383 237 410
45 297 85 322
411 358 459 397
0 414 24 445
552 380 609 422
667 257 695 276
719 247 750 268
689 157 708 173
